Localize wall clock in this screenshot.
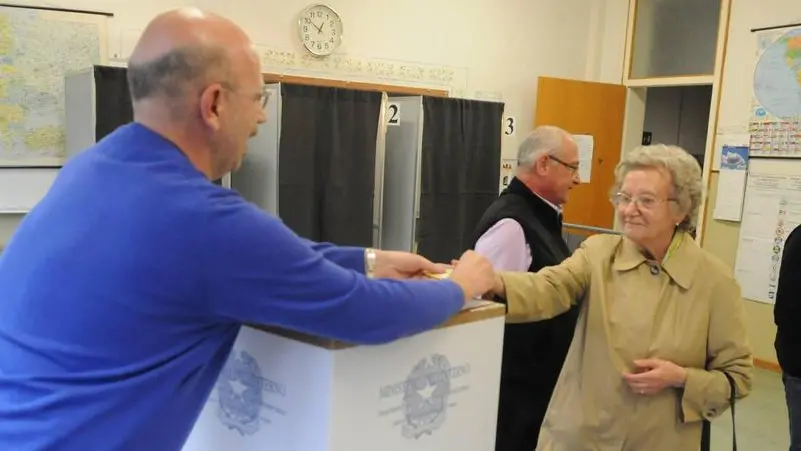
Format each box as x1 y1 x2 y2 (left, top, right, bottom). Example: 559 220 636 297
298 4 343 57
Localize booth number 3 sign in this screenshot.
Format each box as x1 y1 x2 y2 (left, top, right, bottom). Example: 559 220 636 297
503 116 515 136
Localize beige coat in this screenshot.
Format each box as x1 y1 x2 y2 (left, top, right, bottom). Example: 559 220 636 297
499 232 753 451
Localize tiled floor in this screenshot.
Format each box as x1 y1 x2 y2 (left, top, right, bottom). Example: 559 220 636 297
710 368 789 450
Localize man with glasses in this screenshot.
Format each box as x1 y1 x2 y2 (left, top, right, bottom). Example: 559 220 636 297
0 7 496 450
469 125 580 451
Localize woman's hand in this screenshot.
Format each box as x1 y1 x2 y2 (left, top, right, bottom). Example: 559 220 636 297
622 358 688 396
491 273 505 298
451 258 505 299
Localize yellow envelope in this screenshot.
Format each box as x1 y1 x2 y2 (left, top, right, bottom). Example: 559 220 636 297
423 267 453 280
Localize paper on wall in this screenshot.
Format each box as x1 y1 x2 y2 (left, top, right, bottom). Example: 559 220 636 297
573 135 594 183
713 145 749 222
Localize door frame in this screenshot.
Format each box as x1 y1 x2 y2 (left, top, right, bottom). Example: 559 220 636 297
615 87 647 231
619 0 733 244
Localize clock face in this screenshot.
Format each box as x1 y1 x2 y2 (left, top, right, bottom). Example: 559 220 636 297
299 4 343 57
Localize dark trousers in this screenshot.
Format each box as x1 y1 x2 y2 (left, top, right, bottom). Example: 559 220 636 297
495 384 549 451
785 373 801 451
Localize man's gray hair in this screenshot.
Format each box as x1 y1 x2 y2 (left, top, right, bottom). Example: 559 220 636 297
127 45 230 102
516 125 572 169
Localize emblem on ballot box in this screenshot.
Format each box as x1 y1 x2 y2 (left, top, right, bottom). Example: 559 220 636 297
378 353 472 439
213 349 287 436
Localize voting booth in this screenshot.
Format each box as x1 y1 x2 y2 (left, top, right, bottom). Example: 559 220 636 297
381 95 503 262
182 301 505 451
233 82 388 248
64 65 133 158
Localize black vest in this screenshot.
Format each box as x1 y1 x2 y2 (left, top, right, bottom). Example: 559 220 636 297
469 177 580 450
471 177 570 273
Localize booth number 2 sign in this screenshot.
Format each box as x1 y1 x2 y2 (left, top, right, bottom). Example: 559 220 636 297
387 103 400 126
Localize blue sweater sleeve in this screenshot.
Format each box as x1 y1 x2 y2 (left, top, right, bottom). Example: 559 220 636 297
300 238 366 274
204 202 465 345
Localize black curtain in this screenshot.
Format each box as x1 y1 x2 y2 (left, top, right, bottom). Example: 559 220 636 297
93 65 133 140
278 83 382 247
417 96 504 263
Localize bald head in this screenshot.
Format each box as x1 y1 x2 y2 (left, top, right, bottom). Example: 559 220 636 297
127 8 267 181
516 125 574 170
127 7 253 106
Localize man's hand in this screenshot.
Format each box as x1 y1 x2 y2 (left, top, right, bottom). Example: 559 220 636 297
448 250 496 300
622 358 688 396
372 250 448 280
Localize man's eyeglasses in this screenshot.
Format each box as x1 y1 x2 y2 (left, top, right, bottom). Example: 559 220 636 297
548 155 579 174
258 85 271 109
219 82 271 109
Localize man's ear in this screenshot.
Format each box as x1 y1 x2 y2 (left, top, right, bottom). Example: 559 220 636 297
199 84 224 131
534 154 550 175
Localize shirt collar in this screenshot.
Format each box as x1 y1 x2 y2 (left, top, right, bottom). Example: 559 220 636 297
532 191 562 214
611 231 698 289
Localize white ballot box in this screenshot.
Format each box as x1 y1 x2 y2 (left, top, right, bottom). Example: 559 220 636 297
181 301 505 451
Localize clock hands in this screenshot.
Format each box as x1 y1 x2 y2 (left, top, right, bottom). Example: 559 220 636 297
300 6 340 55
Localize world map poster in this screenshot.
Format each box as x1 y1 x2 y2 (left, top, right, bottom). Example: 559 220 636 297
0 6 106 167
749 26 801 158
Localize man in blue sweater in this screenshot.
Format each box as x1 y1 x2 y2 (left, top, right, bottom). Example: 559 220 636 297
0 8 496 451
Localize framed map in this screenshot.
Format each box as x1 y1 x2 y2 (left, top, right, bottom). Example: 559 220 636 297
749 26 801 158
0 6 107 167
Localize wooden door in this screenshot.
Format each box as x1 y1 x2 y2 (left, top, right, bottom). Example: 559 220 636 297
534 77 627 230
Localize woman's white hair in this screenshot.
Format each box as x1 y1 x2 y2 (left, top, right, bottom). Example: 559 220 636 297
611 144 703 230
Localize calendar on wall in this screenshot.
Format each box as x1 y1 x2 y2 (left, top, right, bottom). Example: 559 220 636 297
748 120 801 158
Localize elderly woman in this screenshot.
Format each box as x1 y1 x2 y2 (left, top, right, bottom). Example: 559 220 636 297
488 144 753 451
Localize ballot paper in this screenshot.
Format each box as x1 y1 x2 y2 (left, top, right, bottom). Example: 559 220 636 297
423 268 453 280
423 267 492 309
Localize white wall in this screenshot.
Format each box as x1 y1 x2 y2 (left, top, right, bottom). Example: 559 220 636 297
0 0 631 244
586 0 629 84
